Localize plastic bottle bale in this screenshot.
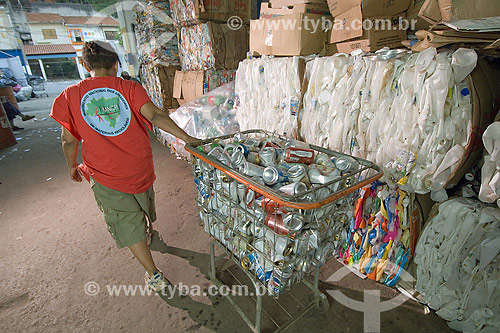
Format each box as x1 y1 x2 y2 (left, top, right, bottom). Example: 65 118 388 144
0 102 16 149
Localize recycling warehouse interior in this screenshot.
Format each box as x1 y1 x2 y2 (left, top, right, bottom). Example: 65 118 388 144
2 0 500 332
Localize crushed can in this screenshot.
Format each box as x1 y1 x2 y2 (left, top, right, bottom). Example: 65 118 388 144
268 261 294 296
263 166 289 185
259 147 278 167
285 147 315 165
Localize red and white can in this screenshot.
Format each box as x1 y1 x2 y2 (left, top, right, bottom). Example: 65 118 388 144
285 147 315 165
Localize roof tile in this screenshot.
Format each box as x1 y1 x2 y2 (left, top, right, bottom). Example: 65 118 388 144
24 44 77 55
62 16 119 26
26 12 64 23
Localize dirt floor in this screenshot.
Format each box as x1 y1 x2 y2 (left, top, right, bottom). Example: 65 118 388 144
0 83 454 332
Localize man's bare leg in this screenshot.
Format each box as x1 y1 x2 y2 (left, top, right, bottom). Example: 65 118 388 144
128 239 158 276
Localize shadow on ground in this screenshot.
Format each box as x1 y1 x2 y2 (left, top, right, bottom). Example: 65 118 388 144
149 232 452 333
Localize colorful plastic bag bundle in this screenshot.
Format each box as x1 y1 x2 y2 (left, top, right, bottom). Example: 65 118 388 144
140 63 164 108
159 82 240 159
414 198 500 332
169 0 251 27
168 0 198 26
134 1 180 66
203 69 237 94
337 183 413 287
301 48 478 196
235 56 304 138
178 23 248 72
178 23 215 71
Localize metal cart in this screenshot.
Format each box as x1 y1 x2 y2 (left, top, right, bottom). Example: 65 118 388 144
30 79 48 97
185 130 383 332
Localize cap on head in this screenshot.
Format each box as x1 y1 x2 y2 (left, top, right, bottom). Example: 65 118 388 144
82 41 119 71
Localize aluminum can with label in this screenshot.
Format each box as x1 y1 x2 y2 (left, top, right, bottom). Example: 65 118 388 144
235 143 250 156
259 147 277 167
315 152 335 167
278 182 307 196
241 252 272 282
264 213 292 236
239 162 265 178
285 147 315 165
230 151 246 169
335 156 359 173
257 197 290 214
262 141 281 149
244 138 261 150
286 164 310 185
268 261 294 296
247 152 260 165
263 166 288 185
283 213 304 232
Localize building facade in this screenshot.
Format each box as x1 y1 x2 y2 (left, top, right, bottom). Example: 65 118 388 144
0 1 127 82
62 15 123 78
24 12 80 80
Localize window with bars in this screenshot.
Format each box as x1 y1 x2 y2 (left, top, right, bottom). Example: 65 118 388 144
70 29 83 43
42 29 57 39
104 30 117 40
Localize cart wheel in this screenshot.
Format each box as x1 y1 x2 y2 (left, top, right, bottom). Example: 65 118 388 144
310 294 330 313
318 296 330 313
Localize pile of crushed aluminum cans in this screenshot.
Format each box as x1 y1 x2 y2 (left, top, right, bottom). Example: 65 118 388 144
192 133 362 297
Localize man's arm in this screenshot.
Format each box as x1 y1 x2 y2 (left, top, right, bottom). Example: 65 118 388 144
140 102 198 143
61 127 82 182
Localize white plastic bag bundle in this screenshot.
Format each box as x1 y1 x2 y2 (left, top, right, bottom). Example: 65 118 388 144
159 82 239 159
235 56 303 138
479 122 500 208
301 48 477 195
414 198 500 332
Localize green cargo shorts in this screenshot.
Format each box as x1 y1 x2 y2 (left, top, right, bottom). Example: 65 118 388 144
90 178 157 248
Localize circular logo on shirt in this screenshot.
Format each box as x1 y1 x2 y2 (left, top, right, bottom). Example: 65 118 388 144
81 88 131 137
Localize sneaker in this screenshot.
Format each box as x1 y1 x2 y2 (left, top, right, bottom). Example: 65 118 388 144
145 271 171 292
21 115 35 121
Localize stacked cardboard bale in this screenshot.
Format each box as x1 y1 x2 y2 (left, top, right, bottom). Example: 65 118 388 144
250 0 332 56
325 0 411 53
169 0 251 105
406 0 500 55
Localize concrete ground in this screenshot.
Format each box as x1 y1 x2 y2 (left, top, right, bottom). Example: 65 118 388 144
0 81 454 332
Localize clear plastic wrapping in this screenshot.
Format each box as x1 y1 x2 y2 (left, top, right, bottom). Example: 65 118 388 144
159 82 240 159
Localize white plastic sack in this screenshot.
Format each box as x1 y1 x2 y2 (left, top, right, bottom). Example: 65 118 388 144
414 198 500 332
479 122 500 206
301 48 476 194
235 56 303 138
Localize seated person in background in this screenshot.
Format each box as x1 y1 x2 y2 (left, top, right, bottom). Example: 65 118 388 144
1 96 34 131
120 71 141 84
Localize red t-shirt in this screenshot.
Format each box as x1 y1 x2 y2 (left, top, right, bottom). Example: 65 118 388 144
50 76 155 194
